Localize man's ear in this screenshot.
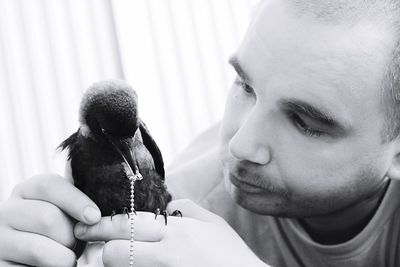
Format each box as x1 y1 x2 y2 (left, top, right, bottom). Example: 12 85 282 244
386 140 400 180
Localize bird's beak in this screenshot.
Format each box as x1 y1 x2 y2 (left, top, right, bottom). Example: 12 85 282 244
104 133 138 175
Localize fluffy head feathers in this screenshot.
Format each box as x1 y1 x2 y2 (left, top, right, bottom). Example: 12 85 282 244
79 79 139 138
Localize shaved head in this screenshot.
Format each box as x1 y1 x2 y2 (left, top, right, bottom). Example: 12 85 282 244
278 0 400 141
289 0 399 22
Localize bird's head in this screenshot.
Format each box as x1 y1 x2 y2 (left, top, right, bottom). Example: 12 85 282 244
79 79 139 139
59 79 164 182
78 79 141 174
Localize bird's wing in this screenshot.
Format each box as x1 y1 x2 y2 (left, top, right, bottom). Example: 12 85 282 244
57 130 80 160
138 119 165 179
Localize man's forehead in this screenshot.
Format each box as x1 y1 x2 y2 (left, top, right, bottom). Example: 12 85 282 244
234 0 396 130
242 1 394 92
259 0 397 23
252 0 394 54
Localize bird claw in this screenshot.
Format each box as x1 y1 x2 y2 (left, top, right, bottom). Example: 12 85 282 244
154 209 183 225
123 207 130 219
154 208 168 225
110 208 136 220
110 210 116 221
154 208 160 219
171 210 183 217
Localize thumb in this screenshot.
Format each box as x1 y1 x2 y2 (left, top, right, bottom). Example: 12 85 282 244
167 199 224 224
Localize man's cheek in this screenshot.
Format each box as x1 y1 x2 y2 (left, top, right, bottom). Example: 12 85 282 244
279 154 346 197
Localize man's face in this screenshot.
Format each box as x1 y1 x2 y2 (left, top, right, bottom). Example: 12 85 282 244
220 0 397 217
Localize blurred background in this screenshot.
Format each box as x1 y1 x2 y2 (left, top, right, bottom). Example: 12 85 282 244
0 0 257 200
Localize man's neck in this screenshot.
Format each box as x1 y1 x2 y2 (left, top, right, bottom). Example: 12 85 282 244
298 180 390 245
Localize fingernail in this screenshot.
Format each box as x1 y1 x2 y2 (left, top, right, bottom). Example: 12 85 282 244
75 223 87 237
83 206 101 224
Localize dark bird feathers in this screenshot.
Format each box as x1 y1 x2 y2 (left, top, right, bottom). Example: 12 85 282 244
59 80 172 216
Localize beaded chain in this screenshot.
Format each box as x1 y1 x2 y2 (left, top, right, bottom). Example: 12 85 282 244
124 163 143 267
127 169 143 267
106 131 144 267
129 174 135 267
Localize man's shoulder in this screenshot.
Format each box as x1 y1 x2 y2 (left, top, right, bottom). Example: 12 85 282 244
166 122 224 201
166 144 225 203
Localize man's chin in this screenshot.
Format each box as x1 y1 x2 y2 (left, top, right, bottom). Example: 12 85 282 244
224 173 262 212
225 178 284 216
225 177 313 218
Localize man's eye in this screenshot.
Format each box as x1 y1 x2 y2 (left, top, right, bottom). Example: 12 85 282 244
234 77 254 94
288 112 325 137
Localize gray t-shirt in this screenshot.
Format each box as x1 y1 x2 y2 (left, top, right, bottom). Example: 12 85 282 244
198 177 400 267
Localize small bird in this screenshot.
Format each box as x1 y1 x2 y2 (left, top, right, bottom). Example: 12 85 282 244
59 80 177 222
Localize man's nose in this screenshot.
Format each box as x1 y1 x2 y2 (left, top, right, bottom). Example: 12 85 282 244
228 117 272 165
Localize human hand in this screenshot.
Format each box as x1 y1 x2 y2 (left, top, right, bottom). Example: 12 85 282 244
0 173 101 267
74 199 270 267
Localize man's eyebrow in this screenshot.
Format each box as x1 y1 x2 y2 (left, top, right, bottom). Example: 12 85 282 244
279 99 348 129
228 54 251 83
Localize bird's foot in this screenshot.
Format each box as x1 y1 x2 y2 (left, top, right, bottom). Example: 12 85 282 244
171 210 183 217
110 208 137 221
154 208 168 225
122 207 131 219
110 210 116 221
154 209 183 225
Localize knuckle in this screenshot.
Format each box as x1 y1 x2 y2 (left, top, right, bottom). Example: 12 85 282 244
11 182 24 197
31 173 63 196
0 200 17 223
58 250 77 267
96 221 108 237
10 173 64 199
114 215 128 236
30 174 64 198
63 229 77 248
29 240 76 267
38 206 63 232
0 228 10 257
102 241 116 266
28 241 46 264
148 222 166 242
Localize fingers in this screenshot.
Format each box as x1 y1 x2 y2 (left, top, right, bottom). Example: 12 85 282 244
167 199 224 224
102 240 161 267
64 160 74 184
0 174 85 266
74 212 166 242
11 173 101 225
1 199 75 248
0 229 77 267
0 261 31 266
75 200 225 243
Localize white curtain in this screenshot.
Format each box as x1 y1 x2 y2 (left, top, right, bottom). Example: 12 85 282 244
0 0 257 200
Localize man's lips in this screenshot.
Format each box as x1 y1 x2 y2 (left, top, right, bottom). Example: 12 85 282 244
229 173 265 193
